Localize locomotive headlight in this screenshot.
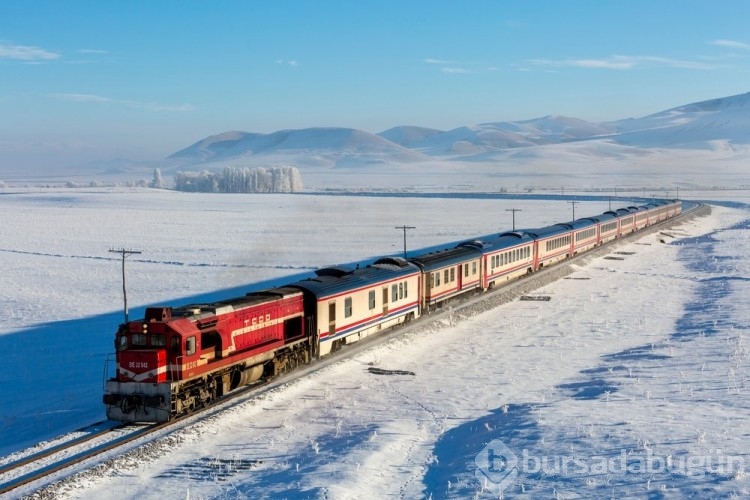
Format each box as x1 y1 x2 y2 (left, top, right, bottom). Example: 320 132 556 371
142 323 148 333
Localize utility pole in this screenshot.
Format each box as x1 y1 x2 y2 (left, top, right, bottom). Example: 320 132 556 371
395 225 415 259
110 248 142 324
505 208 522 231
567 201 579 220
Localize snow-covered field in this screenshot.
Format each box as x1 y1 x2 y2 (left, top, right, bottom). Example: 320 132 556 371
2 189 750 498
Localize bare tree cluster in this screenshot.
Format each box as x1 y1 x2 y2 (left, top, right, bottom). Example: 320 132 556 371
173 166 303 193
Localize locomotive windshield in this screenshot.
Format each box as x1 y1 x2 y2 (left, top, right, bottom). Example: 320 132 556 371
117 333 168 350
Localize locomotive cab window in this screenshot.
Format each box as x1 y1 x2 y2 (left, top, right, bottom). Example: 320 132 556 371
186 336 196 356
151 334 166 347
117 335 128 351
132 333 147 346
171 336 181 354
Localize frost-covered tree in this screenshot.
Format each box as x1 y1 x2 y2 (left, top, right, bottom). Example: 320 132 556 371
174 166 302 193
274 165 303 192
150 168 165 189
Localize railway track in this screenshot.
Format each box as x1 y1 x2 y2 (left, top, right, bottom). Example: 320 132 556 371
5 201 706 497
0 375 279 497
0 424 144 495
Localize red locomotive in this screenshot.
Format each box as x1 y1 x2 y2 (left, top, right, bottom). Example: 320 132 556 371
104 287 311 422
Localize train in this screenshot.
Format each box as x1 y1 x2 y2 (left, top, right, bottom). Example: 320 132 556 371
103 198 682 422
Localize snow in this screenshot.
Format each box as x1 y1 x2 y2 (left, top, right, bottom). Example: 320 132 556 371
2 188 750 498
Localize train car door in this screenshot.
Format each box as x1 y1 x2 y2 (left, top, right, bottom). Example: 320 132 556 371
382 287 389 316
328 302 336 337
570 232 576 257
457 264 463 289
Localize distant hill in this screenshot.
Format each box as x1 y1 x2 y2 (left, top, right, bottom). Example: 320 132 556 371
608 91 750 146
2 92 747 191
381 116 615 157
168 92 750 170
377 126 444 147
168 127 431 169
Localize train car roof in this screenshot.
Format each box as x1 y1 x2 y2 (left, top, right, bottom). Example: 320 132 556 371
408 245 482 271
526 223 573 239
459 231 534 253
585 212 617 223
487 231 536 249
458 239 491 251
558 219 597 230
288 258 420 298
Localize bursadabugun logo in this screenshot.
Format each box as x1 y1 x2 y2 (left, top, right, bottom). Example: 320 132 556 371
474 439 518 493
473 439 746 494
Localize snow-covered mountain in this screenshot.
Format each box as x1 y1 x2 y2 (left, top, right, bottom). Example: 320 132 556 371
390 125 535 156
168 127 431 168
377 125 443 147
380 116 616 157
609 92 750 147
169 92 750 169
483 115 615 142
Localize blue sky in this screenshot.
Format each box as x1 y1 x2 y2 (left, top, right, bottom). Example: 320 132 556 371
1 0 749 169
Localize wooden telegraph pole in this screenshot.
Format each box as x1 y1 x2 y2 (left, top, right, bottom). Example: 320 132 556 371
505 208 522 231
567 201 579 220
110 249 142 323
394 225 416 259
